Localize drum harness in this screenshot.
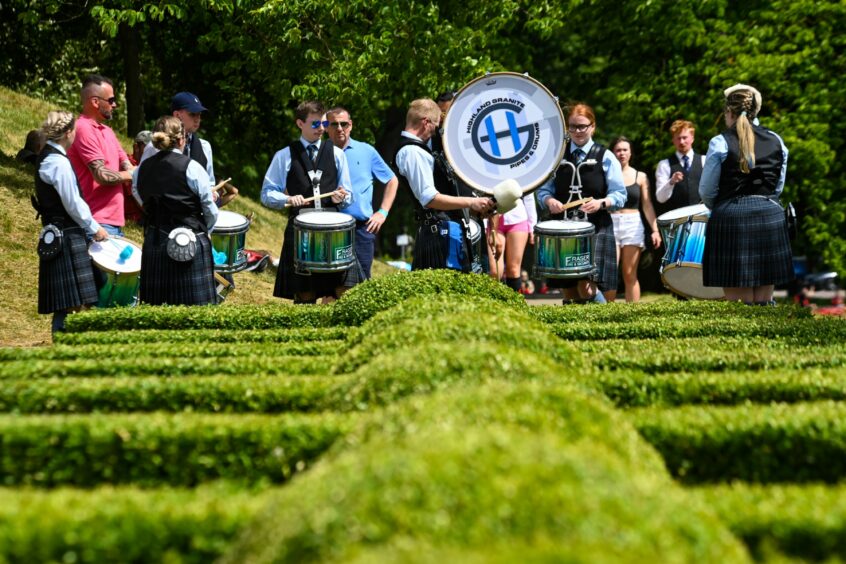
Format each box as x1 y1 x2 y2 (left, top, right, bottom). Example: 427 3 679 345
429 150 480 273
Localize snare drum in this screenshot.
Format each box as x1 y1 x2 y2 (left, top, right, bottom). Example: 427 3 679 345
533 220 595 279
88 238 142 307
293 211 356 273
211 210 250 273
657 204 724 300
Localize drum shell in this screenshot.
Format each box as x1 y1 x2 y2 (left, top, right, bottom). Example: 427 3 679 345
212 212 250 273
293 213 356 273
657 206 724 300
533 221 596 279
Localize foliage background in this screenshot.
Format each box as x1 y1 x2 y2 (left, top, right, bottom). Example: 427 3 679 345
1 0 843 273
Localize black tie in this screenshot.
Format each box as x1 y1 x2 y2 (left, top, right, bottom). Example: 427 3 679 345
307 144 317 163
682 155 690 172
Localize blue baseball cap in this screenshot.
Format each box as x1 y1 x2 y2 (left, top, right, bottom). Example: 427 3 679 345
170 92 207 113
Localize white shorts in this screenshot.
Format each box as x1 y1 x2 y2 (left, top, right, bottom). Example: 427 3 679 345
611 212 645 248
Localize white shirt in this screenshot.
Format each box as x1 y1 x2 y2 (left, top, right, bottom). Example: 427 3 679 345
655 150 706 204
395 131 440 207
501 194 538 228
38 141 101 235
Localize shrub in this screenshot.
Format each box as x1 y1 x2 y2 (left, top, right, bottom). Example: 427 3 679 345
54 327 349 345
530 301 812 324
331 270 527 326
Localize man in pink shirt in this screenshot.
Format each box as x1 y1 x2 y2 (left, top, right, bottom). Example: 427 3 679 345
67 74 135 236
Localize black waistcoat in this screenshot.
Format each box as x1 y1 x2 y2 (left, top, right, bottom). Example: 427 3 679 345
663 152 703 211
33 144 80 228
393 135 465 223
552 142 611 226
186 134 208 170
138 150 205 232
285 142 339 218
716 125 784 204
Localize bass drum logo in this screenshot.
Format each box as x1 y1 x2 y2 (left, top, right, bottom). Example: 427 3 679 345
471 102 538 166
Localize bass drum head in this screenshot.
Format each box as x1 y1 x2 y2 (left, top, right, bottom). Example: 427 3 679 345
442 72 566 196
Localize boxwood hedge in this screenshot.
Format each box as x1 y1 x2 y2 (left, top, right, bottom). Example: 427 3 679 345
54 327 349 345
530 301 811 324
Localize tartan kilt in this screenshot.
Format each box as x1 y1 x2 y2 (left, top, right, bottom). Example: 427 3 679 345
38 226 99 314
140 228 216 306
547 214 618 292
703 196 794 287
274 222 363 300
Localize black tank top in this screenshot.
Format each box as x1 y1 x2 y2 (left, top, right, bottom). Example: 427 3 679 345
623 171 641 210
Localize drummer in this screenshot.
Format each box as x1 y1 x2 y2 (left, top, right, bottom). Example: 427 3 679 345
133 116 219 305
536 103 627 304
261 100 357 304
393 98 494 271
32 111 108 335
699 84 792 304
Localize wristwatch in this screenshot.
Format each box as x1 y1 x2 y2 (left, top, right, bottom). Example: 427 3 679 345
600 200 607 210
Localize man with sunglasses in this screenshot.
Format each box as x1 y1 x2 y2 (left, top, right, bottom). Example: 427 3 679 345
67 74 135 237
262 100 356 304
326 106 398 279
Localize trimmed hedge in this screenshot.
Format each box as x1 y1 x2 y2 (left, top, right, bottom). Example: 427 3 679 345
0 483 270 563
0 340 344 361
53 326 349 345
694 483 846 562
631 401 846 484
64 303 335 332
223 382 746 563
548 316 846 342
574 337 846 373
331 269 527 326
530 301 812 324
0 355 331 379
600 367 846 407
0 413 349 486
335 296 579 373
0 375 345 414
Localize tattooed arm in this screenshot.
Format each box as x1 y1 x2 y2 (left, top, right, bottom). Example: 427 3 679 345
87 159 133 185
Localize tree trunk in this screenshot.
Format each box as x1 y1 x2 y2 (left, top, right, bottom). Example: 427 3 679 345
119 23 144 137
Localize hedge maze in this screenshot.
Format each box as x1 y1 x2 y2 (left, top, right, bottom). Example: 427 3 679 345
1 270 845 562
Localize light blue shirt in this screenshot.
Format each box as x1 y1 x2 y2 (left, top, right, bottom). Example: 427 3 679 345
698 130 788 209
261 137 353 210
38 141 101 235
536 139 627 211
395 131 439 207
341 138 396 221
141 135 215 190
131 149 219 232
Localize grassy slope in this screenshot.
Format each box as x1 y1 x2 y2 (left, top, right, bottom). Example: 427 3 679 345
0 86 392 346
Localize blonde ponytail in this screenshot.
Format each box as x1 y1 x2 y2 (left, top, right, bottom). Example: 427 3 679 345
151 115 184 151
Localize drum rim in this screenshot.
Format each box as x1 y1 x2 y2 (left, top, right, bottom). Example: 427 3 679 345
88 237 142 274
534 220 595 235
656 204 710 226
293 213 356 229
215 210 250 230
442 71 566 196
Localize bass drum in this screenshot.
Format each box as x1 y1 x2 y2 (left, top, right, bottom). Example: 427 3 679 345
442 72 566 196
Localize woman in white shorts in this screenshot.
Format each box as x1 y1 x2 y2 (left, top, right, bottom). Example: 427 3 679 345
607 137 661 302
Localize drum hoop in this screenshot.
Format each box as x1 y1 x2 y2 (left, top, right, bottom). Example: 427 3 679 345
294 216 355 230
442 71 566 196
89 237 142 275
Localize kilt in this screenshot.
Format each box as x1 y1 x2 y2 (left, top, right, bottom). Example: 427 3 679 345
140 228 216 306
703 196 793 287
274 221 364 300
38 226 99 314
547 213 618 292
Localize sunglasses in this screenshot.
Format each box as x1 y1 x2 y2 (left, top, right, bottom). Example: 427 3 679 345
329 121 351 129
310 120 330 129
92 95 117 106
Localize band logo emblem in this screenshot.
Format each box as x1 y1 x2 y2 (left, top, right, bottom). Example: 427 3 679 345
468 99 540 168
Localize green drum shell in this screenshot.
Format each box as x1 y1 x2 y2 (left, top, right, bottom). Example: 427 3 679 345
211 216 250 274
533 221 596 279
293 214 356 273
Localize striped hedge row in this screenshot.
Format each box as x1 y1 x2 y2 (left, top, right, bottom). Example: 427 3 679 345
574 337 846 373
0 340 344 362
0 354 331 379
54 326 349 345
530 301 811 324
0 412 349 486
0 375 346 414
694 483 846 562
64 303 335 332
548 316 846 341
631 401 846 484
0 484 269 564
599 368 846 407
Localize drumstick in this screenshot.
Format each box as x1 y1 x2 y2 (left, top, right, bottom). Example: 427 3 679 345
212 178 232 193
561 197 594 211
284 190 340 207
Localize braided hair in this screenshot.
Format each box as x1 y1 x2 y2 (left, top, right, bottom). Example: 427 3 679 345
40 111 75 142
725 88 759 173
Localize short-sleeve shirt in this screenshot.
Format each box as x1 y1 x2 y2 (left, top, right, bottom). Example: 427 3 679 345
67 114 129 227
